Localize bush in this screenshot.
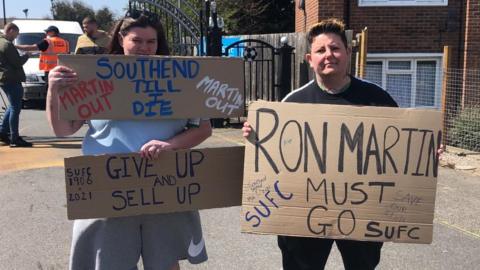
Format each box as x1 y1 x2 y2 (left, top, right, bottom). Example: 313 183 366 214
449 106 480 152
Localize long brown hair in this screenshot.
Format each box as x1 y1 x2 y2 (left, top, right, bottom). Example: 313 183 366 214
108 14 169 55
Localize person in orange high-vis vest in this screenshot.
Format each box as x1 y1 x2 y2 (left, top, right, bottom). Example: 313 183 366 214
16 25 70 72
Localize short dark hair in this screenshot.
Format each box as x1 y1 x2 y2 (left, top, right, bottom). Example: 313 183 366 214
82 16 97 25
4 23 19 33
307 18 348 49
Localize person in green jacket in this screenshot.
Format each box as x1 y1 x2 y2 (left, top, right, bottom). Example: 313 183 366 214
0 23 32 147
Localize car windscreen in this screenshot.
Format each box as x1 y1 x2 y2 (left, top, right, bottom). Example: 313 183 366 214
15 33 80 53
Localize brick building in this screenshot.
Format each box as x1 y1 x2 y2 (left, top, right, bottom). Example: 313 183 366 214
295 0 479 108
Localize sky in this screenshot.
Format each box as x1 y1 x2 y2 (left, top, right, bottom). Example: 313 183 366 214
3 0 125 19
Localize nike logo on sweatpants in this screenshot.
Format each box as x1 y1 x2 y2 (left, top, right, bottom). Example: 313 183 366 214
188 237 205 258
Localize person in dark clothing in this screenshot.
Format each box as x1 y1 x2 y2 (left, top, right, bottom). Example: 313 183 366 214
243 18 397 270
0 23 32 147
279 19 401 270
283 75 397 106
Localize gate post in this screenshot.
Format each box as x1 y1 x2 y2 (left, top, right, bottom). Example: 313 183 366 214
204 0 211 56
278 37 294 101
207 0 222 57
206 0 225 127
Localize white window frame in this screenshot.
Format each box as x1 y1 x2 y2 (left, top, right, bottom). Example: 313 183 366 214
366 53 443 108
359 0 448 7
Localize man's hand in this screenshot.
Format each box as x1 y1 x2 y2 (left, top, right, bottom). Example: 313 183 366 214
438 144 446 158
242 121 252 138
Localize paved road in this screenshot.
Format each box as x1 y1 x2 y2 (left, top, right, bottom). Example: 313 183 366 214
0 109 479 270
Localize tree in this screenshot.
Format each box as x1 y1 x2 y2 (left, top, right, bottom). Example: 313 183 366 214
68 0 293 35
94 7 115 32
51 0 117 31
52 0 93 22
217 0 294 34
180 0 294 34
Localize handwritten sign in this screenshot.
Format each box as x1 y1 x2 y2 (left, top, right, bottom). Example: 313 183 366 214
57 55 245 120
241 101 442 244
64 147 244 219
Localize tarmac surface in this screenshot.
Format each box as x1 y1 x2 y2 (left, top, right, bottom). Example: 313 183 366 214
0 109 478 270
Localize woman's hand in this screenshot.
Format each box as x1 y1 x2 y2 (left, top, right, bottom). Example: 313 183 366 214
139 120 212 160
48 65 78 90
46 65 83 137
242 121 253 138
140 140 174 160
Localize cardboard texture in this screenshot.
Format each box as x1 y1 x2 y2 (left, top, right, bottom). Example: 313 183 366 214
57 55 245 120
241 101 442 244
64 146 244 219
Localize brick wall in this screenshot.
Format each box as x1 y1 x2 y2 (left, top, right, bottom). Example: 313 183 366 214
463 0 480 70
295 0 320 32
295 1 347 32
295 0 464 68
462 0 480 106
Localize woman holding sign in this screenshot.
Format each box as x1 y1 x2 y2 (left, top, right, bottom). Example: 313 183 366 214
46 12 211 270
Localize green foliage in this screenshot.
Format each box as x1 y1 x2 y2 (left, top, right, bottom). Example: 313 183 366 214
52 0 116 31
52 1 93 22
93 7 116 32
179 0 294 34
449 106 480 152
217 0 294 34
120 0 294 34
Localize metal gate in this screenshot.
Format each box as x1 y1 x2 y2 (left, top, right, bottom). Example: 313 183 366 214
128 0 203 56
224 37 296 107
224 39 278 104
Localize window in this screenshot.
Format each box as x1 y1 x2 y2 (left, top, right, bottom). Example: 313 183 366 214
364 54 442 108
359 0 447 7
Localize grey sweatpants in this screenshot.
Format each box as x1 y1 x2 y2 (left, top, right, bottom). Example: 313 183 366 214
69 211 207 270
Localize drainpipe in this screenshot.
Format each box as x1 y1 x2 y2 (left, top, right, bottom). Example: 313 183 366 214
343 0 350 28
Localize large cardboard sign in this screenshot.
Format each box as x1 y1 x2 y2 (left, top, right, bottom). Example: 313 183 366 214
64 147 244 219
57 55 245 120
242 101 442 244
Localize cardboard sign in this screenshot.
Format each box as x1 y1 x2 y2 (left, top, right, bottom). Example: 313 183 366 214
64 146 244 219
57 55 245 120
241 101 442 244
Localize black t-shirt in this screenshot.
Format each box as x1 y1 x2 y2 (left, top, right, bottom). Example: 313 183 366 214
283 76 398 108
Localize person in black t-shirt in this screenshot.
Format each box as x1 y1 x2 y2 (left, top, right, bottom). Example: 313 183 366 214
15 25 68 59
283 75 397 106
281 19 397 108
243 18 442 270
